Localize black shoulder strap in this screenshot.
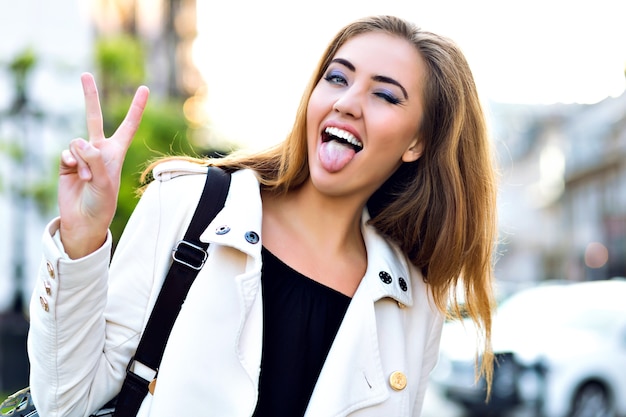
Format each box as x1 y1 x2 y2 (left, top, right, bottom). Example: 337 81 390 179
113 166 231 417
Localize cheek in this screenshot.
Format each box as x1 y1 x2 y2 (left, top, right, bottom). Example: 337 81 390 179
371 115 420 151
306 89 324 123
306 90 327 138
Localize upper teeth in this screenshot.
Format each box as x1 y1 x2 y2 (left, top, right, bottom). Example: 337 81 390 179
325 127 363 149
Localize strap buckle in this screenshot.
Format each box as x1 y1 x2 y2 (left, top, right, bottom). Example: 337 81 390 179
171 240 208 270
126 357 157 383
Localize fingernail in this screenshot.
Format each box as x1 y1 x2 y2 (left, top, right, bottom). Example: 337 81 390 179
80 167 91 180
62 150 76 164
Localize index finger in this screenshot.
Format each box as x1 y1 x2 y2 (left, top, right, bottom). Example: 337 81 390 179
81 72 105 142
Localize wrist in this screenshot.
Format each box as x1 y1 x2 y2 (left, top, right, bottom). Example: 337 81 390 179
59 222 108 259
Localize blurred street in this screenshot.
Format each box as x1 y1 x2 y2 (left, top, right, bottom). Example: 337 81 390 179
422 384 464 417
422 384 536 417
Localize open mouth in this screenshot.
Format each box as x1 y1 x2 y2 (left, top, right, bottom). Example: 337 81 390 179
322 127 363 152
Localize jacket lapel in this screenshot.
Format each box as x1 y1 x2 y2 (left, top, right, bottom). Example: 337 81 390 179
304 279 388 416
305 220 413 416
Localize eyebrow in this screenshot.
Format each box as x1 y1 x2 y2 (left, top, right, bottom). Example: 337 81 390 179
330 58 409 100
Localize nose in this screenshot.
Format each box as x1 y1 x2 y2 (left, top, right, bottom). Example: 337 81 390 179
332 87 363 119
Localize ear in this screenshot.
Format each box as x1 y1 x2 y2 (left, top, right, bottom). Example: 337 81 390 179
402 137 424 163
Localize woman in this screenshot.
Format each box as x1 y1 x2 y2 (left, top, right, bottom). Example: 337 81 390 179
28 15 498 417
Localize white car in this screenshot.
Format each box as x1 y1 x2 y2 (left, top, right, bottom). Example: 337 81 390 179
430 279 626 417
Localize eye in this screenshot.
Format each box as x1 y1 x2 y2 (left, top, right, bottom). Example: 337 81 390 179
374 90 402 105
323 69 348 86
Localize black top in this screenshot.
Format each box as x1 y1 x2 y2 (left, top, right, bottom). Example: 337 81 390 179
252 247 351 417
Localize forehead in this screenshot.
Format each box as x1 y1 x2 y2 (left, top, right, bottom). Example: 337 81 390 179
331 32 426 91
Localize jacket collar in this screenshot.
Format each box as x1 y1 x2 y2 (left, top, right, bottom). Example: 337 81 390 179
360 211 414 307
201 169 265 257
201 169 414 307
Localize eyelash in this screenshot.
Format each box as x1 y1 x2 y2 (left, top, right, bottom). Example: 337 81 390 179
375 90 402 105
323 70 403 105
323 70 348 86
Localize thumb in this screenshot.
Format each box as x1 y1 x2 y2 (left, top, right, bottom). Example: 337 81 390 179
70 138 111 184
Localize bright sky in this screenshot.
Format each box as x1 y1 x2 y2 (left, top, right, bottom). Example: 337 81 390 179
193 0 626 149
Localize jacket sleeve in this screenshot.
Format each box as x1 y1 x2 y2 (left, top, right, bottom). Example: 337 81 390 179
27 171 206 417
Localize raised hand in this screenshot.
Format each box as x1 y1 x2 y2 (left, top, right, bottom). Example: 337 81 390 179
58 73 149 259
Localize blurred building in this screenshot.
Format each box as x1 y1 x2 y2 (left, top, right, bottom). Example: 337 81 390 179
491 90 626 292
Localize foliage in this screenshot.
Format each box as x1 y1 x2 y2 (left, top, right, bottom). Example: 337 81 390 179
94 34 178 245
92 34 234 247
0 48 56 218
8 48 37 113
95 34 145 98
0 141 25 163
104 96 199 245
8 48 36 74
0 37 230 251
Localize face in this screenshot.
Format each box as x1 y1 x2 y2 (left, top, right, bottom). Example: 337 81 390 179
306 31 427 200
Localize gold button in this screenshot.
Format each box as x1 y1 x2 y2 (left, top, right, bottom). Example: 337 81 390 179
148 378 157 395
46 262 55 279
39 296 49 312
389 371 407 391
44 281 52 296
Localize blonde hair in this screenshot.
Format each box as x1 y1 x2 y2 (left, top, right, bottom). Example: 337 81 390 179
144 15 498 394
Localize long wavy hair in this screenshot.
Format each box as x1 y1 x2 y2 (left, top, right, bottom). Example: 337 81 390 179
144 15 498 392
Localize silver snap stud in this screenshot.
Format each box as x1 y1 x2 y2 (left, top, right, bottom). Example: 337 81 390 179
215 225 231 235
245 231 260 244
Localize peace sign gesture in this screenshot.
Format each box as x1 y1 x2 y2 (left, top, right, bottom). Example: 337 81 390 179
58 73 149 259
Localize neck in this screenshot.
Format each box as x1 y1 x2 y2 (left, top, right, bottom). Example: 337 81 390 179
265 181 367 251
261 180 369 297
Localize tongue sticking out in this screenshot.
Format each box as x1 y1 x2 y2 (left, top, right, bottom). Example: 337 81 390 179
319 140 356 173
